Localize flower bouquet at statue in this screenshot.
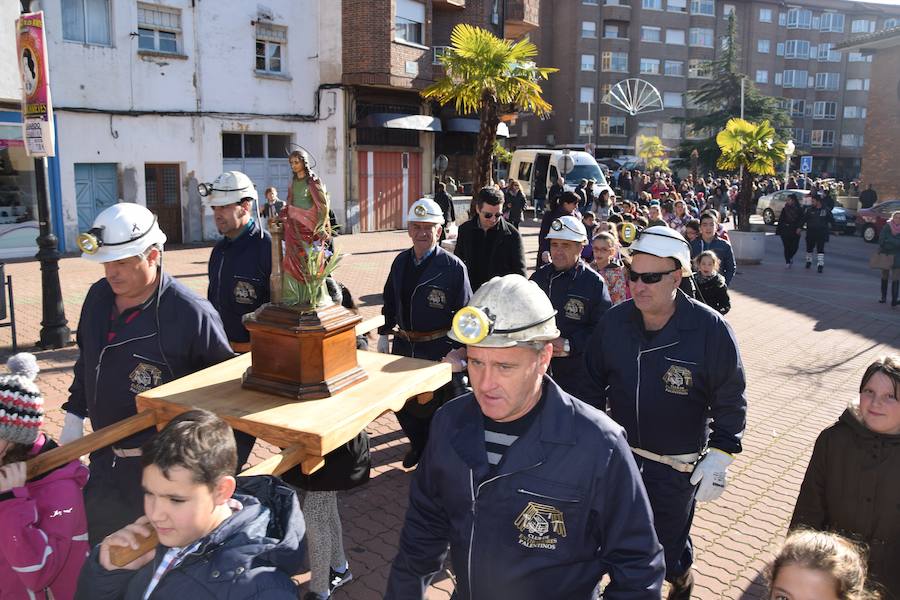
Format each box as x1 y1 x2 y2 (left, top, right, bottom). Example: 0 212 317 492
242 150 366 400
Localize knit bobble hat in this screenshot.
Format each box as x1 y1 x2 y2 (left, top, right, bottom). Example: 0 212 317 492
0 353 43 445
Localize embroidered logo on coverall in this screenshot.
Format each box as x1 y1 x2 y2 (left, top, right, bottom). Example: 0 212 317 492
563 297 586 321
129 363 163 393
234 280 258 305
426 288 447 309
662 365 693 396
514 502 567 550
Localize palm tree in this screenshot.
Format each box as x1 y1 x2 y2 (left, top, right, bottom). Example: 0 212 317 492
638 135 670 173
716 118 786 232
424 24 556 209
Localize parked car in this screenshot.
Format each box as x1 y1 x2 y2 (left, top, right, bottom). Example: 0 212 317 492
756 189 855 234
857 199 900 243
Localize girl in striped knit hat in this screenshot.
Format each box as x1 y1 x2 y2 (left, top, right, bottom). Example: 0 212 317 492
0 353 89 600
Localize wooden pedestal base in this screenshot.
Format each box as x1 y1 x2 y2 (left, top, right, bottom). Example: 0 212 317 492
242 302 367 399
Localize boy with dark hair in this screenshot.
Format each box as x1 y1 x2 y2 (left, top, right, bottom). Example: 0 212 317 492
76 409 306 599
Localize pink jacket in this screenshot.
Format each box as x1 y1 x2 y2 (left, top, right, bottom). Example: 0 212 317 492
0 459 90 600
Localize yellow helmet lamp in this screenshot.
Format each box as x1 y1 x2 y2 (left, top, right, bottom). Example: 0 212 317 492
451 306 494 345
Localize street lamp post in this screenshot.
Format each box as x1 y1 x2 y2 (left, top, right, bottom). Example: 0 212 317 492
784 139 795 190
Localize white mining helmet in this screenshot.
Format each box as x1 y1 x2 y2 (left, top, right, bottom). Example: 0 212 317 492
77 203 167 263
408 198 445 224
624 225 693 276
198 171 258 207
450 274 559 348
545 215 588 244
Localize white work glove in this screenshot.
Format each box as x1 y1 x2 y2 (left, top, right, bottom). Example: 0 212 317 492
377 334 390 354
59 412 85 445
689 448 733 502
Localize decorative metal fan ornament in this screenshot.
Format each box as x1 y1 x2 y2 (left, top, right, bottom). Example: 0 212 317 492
602 78 664 116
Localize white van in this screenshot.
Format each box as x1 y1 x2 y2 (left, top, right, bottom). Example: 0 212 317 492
509 149 613 208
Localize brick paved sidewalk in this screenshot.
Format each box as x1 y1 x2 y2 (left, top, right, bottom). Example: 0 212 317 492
3 224 898 599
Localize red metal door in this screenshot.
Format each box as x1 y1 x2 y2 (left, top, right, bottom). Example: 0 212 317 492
358 151 422 232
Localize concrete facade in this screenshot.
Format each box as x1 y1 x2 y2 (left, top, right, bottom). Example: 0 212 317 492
34 0 346 250
516 0 900 180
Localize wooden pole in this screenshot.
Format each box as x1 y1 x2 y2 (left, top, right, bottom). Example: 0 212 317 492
269 218 284 304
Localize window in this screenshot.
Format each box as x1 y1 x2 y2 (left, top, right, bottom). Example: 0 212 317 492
433 46 449 65
137 4 180 54
848 52 872 63
789 99 805 117
885 18 898 30
776 42 784 56
688 59 712 78
580 87 595 103
720 35 730 50
604 23 621 38
778 12 786 26
664 60 684 76
755 70 768 84
782 70 808 88
813 101 837 119
642 0 663 9
811 130 834 147
723 4 735 19
851 19 875 34
668 0 687 13
662 123 682 139
599 116 626 135
62 0 111 45
757 39 770 53
818 44 840 62
689 27 714 47
846 78 869 91
582 54 596 71
664 92 684 108
785 40 810 59
690 0 714 16
774 72 782 85
640 58 661 74
787 8 812 29
666 29 686 45
256 23 287 73
602 51 629 72
759 8 772 23
222 132 291 159
843 106 866 119
841 133 862 147
792 128 805 145
582 21 597 38
814 73 840 91
396 0 425 44
820 12 844 32
584 0 598 4
641 26 662 42
579 120 594 136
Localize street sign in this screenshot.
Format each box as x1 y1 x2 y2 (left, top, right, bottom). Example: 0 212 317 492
558 151 575 176
800 155 813 174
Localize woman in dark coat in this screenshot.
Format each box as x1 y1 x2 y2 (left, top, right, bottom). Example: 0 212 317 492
790 355 900 600
536 191 580 268
776 193 804 268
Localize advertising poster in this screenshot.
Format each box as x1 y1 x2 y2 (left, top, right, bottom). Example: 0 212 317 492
16 11 55 158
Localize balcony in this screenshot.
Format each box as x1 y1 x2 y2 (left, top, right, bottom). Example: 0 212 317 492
505 0 539 39
601 2 632 22
433 0 465 9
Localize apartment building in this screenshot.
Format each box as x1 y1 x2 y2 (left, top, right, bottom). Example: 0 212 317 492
516 0 900 180
343 0 539 230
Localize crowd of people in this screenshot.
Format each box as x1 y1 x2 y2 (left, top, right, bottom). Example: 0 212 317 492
0 154 896 600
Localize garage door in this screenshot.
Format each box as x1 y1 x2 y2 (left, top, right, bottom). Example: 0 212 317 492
358 150 421 232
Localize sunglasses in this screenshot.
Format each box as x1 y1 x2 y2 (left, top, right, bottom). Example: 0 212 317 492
481 211 500 219
625 266 679 284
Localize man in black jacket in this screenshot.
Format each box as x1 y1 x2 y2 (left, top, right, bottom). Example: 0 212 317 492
433 182 456 241
454 187 526 291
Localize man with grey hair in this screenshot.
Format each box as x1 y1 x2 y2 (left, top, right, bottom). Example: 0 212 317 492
385 274 664 600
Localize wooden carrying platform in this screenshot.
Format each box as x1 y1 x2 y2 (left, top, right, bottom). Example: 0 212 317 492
25 348 450 566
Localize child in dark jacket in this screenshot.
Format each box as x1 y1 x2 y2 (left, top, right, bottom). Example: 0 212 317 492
0 353 89 600
76 409 306 599
692 250 731 315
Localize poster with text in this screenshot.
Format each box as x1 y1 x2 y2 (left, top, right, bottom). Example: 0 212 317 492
16 11 55 158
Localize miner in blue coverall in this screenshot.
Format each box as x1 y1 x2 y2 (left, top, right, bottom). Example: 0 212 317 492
202 170 272 353
385 274 664 600
378 198 472 468
59 203 235 546
530 215 611 409
584 226 748 599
